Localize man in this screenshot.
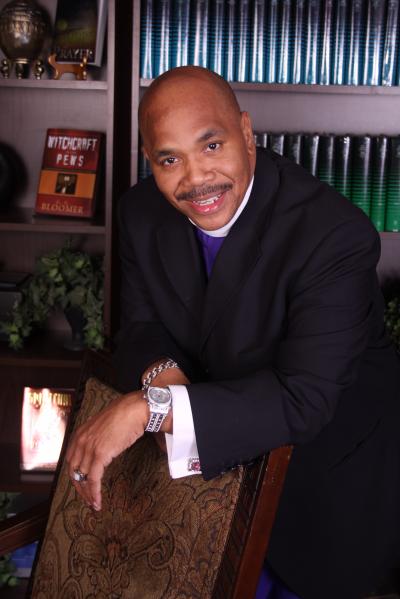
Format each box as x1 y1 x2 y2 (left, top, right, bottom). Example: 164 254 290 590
67 66 400 599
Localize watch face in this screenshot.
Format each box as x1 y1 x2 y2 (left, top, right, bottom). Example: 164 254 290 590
148 387 171 404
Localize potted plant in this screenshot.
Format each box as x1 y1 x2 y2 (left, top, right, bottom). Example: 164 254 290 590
382 278 400 353
0 244 104 351
0 493 18 589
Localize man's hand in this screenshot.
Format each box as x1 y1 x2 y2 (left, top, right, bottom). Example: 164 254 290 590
66 390 149 511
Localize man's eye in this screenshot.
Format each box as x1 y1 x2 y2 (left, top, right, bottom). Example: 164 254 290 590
161 157 177 166
206 142 220 152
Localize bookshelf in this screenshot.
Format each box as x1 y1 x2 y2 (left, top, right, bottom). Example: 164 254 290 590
135 0 400 279
0 0 134 492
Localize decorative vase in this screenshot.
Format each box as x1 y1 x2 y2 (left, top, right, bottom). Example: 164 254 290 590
0 0 48 78
64 306 86 351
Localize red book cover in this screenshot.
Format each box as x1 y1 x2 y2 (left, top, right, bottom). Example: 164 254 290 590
20 387 73 475
35 128 104 218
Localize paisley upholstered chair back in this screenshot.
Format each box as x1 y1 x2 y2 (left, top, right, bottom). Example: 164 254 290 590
31 377 245 599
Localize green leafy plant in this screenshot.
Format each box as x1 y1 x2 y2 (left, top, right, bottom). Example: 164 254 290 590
0 493 19 588
382 279 400 353
0 245 104 350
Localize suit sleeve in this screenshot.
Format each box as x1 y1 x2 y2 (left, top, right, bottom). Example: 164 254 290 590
188 217 382 479
113 195 197 392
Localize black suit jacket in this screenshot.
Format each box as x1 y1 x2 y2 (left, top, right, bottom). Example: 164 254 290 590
115 149 400 598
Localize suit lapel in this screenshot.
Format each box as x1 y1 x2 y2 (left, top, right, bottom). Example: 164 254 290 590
200 149 280 350
157 212 206 327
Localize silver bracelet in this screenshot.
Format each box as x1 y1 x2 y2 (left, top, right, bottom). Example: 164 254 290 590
141 359 179 391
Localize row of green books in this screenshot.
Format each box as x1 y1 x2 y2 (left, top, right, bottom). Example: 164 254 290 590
256 132 400 231
138 133 400 232
140 0 400 85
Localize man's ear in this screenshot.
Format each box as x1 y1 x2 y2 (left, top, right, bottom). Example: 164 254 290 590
240 111 256 155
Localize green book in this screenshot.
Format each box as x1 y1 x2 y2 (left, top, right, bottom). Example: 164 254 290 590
269 133 285 156
317 134 335 187
370 136 388 231
253 132 268 148
334 135 352 199
53 0 107 66
301 133 319 176
284 134 302 164
351 136 372 217
385 136 400 231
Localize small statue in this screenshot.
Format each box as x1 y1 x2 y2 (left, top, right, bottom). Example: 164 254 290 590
48 53 88 81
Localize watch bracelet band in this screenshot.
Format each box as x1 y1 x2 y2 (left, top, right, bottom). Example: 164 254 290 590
141 359 179 391
146 412 165 433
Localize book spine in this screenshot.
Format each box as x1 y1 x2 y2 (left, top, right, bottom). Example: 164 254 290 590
362 0 386 85
269 133 285 156
224 0 236 82
385 136 400 231
346 0 365 85
382 0 400 86
319 0 334 85
189 0 209 68
301 133 320 176
331 0 348 85
208 0 225 75
265 0 279 83
334 135 352 199
171 0 190 68
140 0 153 79
351 136 372 217
153 0 171 76
277 0 292 84
304 0 321 85
249 0 266 83
292 0 306 84
236 0 250 82
317 134 335 187
284 133 302 164
370 136 388 231
259 132 269 148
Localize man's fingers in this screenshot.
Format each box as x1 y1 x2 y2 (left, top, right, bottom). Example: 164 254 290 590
86 460 106 510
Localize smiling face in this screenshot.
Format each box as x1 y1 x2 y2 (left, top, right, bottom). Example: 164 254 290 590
140 68 256 230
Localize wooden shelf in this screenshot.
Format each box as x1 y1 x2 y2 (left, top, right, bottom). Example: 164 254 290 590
0 78 107 91
0 208 106 235
140 78 400 96
0 332 83 368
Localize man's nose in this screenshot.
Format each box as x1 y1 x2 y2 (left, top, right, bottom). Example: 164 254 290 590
182 156 213 187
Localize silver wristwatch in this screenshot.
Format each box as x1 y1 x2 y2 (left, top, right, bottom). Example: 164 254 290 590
141 359 178 433
144 386 172 432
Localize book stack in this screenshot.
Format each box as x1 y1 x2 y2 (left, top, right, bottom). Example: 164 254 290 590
253 130 400 231
140 0 400 85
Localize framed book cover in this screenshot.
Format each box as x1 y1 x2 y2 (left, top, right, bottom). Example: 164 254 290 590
53 0 107 66
35 128 104 218
20 387 73 480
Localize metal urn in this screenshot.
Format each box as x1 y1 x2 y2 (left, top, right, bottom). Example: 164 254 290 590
0 0 48 78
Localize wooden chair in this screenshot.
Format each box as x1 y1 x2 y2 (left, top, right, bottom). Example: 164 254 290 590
0 350 292 599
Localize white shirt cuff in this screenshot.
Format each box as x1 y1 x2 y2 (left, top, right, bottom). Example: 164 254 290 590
165 385 202 478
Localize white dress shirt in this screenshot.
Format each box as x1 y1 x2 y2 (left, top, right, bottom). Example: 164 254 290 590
166 177 254 478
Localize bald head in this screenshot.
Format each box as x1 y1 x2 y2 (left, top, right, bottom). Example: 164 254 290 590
139 66 241 143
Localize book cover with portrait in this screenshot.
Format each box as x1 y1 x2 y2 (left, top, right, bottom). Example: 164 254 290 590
20 387 73 478
35 128 104 218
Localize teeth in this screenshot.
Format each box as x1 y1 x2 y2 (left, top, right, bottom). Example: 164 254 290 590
193 194 221 206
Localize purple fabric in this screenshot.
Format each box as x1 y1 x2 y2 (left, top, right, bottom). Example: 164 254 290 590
194 228 225 277
255 565 300 599
195 226 300 599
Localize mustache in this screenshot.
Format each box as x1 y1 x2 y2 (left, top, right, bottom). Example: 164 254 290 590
176 183 233 202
